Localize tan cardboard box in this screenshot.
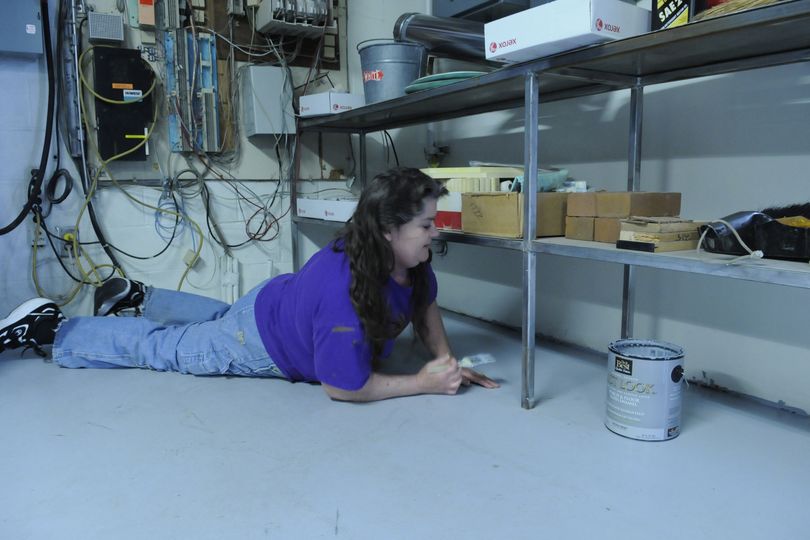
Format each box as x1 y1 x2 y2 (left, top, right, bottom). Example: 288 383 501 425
594 217 622 243
461 192 568 238
565 216 594 241
595 192 681 218
567 192 597 216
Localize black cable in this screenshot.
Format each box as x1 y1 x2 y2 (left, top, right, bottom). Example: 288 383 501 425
383 130 400 167
0 0 54 236
46 168 73 204
347 135 356 178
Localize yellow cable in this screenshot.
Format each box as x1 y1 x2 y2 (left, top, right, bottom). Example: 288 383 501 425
78 45 158 105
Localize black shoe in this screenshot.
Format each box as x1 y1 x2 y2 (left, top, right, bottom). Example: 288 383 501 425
0 298 65 356
94 278 146 316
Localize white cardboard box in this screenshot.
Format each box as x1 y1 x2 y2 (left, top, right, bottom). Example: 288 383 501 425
299 92 365 117
484 0 650 63
296 198 358 222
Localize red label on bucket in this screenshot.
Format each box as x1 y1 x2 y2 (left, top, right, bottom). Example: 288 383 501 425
363 69 384 82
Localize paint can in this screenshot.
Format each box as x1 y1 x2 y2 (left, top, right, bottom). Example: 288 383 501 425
605 339 685 441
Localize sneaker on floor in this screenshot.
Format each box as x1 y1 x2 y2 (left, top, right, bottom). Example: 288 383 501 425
0 298 65 355
94 278 146 316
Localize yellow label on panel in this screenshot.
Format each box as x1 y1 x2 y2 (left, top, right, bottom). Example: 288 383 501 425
112 82 134 90
671 8 689 26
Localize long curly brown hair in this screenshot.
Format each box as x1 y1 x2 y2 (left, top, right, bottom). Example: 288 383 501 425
335 168 447 361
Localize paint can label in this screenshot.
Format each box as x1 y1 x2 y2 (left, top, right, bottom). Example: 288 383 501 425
605 339 684 441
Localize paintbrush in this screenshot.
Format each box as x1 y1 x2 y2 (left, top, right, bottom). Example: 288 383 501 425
427 353 496 373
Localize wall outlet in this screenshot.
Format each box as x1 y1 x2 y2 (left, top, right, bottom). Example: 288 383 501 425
30 223 46 249
55 226 78 259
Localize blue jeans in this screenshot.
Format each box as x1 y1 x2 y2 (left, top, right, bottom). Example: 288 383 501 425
52 280 285 378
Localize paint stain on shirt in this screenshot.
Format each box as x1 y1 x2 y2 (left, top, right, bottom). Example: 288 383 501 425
331 326 355 333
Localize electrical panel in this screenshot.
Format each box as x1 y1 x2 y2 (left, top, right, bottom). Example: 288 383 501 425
240 65 295 136
93 47 154 161
0 0 43 56
254 0 335 38
165 29 221 153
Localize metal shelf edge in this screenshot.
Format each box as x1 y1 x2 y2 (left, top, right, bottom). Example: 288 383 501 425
533 238 810 289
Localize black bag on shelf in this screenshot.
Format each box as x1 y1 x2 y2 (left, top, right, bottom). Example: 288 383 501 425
700 203 810 261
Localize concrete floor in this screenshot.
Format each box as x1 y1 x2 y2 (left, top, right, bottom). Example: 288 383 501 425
1 311 808 540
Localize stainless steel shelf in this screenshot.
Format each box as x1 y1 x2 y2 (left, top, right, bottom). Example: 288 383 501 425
293 1 810 409
436 230 522 251
534 238 810 289
296 213 810 286
297 216 810 288
299 1 810 133
294 217 524 250
294 216 344 229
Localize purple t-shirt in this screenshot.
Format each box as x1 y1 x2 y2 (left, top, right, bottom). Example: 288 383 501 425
254 241 438 390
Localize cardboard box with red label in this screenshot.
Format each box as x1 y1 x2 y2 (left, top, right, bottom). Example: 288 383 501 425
485 0 650 64
296 198 358 222
299 92 365 117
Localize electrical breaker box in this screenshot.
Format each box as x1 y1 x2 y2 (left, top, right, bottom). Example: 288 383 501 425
0 0 43 56
93 47 155 161
241 65 295 136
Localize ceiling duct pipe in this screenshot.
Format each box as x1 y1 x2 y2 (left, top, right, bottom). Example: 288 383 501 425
393 13 487 61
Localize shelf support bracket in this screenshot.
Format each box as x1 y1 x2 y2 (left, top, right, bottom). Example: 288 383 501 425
522 72 540 410
358 131 367 189
621 83 644 338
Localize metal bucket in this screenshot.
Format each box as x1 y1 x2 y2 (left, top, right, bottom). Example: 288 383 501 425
357 40 427 104
605 339 685 441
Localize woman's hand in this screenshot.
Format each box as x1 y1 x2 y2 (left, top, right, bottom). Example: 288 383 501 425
461 368 500 389
418 354 463 395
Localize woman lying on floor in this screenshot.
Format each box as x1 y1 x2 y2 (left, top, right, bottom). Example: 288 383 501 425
0 167 499 402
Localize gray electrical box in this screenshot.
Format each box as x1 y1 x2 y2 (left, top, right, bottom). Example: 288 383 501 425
241 65 295 137
0 0 44 56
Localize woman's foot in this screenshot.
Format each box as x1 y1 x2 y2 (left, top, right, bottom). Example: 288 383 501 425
94 278 146 316
0 298 65 356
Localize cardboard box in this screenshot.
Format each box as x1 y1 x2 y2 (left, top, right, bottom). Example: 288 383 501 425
620 216 704 233
425 167 525 231
462 192 568 238
567 192 598 217
565 216 595 241
296 198 358 222
567 192 680 218
299 92 365 117
594 217 622 243
436 192 462 230
485 0 650 64
595 192 681 218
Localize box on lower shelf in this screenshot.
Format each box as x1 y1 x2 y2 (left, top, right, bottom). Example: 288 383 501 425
296 198 358 222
